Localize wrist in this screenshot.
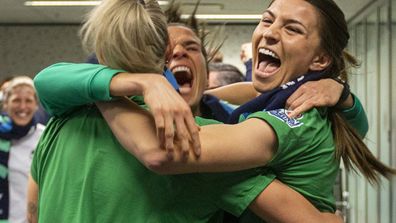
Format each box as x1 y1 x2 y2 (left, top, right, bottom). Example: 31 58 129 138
333 77 351 109
110 73 149 97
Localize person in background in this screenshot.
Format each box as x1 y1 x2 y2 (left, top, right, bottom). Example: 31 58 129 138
208 62 244 89
0 76 45 223
1 76 50 125
240 42 253 81
0 76 15 109
208 49 224 63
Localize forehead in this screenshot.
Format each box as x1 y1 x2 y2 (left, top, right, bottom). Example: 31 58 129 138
167 26 202 46
267 0 320 28
8 85 35 97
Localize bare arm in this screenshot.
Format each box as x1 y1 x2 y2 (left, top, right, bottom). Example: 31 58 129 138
205 82 259 105
251 180 343 223
96 97 276 174
27 175 38 223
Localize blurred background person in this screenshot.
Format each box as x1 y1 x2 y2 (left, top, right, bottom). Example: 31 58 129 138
208 62 244 89
0 76 45 223
1 76 50 125
240 42 252 81
208 49 224 63
0 76 15 109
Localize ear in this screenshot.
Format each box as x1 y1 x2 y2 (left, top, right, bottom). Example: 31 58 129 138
309 52 332 71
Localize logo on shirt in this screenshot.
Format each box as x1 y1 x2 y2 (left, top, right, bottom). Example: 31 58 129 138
268 109 304 128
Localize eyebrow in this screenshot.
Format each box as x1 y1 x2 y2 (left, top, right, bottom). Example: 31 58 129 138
182 40 201 47
263 9 308 30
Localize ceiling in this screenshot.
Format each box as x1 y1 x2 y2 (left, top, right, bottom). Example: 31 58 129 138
0 0 375 24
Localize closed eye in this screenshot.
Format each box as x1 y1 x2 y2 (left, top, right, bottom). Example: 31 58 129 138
285 26 304 34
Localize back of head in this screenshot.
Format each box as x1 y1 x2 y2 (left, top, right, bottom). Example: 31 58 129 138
209 63 244 87
304 0 357 79
165 0 225 66
80 0 168 74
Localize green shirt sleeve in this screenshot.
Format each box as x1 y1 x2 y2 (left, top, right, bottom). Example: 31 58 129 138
34 62 125 116
340 94 369 138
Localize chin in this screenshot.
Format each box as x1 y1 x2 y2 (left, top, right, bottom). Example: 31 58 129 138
13 118 33 126
253 78 279 93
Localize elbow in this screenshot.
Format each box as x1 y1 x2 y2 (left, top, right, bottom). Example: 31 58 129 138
140 150 174 175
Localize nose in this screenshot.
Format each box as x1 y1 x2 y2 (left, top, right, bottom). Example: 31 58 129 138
263 25 280 44
171 44 188 60
19 101 28 109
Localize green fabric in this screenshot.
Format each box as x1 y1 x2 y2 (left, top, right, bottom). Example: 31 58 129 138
34 62 124 117
31 106 274 223
340 94 369 138
245 108 339 212
0 165 7 179
0 140 11 153
0 139 11 179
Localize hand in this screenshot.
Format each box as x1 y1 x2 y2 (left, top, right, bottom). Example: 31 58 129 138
286 79 345 118
110 73 201 159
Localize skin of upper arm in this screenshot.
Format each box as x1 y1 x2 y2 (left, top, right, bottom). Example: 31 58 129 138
98 98 277 174
27 175 39 223
205 82 259 105
187 118 277 172
138 117 277 174
250 180 343 223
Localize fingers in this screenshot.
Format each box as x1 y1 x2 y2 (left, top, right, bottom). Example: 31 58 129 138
286 87 304 108
185 115 201 157
287 101 312 118
174 107 201 159
153 109 166 147
164 112 175 159
174 115 190 160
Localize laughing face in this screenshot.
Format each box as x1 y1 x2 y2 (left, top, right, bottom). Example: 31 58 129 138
3 85 38 126
252 0 330 92
166 25 208 111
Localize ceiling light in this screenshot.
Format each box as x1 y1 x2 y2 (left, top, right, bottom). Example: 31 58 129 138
24 0 169 6
181 14 262 20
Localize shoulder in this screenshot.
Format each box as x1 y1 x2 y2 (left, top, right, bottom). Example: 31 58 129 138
246 108 330 152
246 108 327 132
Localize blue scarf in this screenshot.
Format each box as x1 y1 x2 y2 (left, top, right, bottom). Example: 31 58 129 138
227 71 327 124
0 114 36 220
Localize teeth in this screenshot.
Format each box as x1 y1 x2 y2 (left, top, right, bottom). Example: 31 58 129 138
17 112 28 117
259 48 279 59
172 66 191 73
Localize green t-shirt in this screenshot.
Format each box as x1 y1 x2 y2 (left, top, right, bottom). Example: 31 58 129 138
246 108 339 212
31 106 274 223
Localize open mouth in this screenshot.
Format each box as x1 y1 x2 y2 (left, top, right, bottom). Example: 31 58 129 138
171 66 193 93
257 48 281 75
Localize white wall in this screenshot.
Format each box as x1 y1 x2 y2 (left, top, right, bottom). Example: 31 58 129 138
0 24 257 80
346 1 396 222
0 25 86 78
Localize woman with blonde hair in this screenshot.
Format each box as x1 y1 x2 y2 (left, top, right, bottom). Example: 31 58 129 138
0 76 44 222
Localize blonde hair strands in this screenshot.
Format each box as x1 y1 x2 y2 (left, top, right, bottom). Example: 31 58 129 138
80 0 168 74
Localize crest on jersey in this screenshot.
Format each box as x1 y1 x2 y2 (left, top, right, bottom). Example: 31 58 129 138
268 109 304 128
